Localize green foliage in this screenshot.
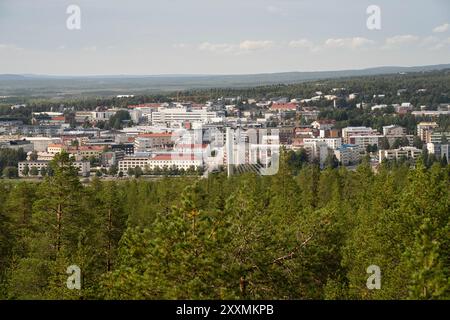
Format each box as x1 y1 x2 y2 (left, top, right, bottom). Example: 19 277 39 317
0 151 448 300
0 148 26 174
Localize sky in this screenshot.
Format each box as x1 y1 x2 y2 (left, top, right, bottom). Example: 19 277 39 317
0 0 449 75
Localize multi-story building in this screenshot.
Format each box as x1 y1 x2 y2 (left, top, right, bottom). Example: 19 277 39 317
303 140 330 167
347 135 383 151
118 154 203 173
134 132 174 152
48 144 67 154
75 111 96 123
342 127 380 144
0 140 34 153
428 131 450 144
101 150 125 167
23 137 60 152
303 138 342 150
72 145 105 160
111 143 134 155
18 161 90 177
427 143 450 161
383 125 406 136
417 122 439 142
334 144 360 165
151 107 218 125
378 147 422 163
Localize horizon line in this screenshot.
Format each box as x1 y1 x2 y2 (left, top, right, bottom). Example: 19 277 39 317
2 62 450 78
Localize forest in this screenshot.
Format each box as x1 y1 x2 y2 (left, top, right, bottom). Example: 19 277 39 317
0 150 448 300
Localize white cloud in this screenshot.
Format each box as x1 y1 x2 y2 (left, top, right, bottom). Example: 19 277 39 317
429 37 450 51
198 42 236 53
198 40 274 54
324 37 375 49
433 23 449 33
384 35 420 47
289 39 314 49
239 40 274 51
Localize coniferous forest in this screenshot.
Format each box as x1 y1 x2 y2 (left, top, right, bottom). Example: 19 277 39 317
0 151 448 300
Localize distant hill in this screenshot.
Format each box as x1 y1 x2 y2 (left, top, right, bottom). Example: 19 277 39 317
1 63 449 97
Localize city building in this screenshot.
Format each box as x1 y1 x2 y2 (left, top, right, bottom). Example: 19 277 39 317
342 127 380 144
118 154 203 173
383 125 406 136
334 144 360 165
303 140 330 167
427 143 450 161
18 161 90 177
378 147 422 163
417 122 439 142
151 106 218 125
303 138 342 150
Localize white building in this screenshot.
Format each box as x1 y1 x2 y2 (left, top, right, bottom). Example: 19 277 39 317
348 135 383 150
334 144 360 165
383 125 406 136
378 147 422 163
427 143 450 161
303 140 330 167
18 161 90 177
303 138 342 150
417 122 439 142
151 107 218 125
118 154 203 173
23 137 61 152
342 127 380 144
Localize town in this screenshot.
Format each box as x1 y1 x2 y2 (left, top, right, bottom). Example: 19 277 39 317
1 81 449 179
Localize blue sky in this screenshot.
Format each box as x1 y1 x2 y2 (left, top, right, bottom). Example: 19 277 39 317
0 0 449 75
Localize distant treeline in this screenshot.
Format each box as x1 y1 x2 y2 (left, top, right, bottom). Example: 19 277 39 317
1 70 449 128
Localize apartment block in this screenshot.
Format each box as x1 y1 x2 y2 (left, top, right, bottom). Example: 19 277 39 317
378 147 422 163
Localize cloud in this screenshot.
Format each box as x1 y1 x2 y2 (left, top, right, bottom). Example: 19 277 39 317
433 23 449 33
239 40 274 51
384 35 420 47
198 42 237 53
289 39 314 49
324 37 375 49
198 40 274 54
428 37 450 51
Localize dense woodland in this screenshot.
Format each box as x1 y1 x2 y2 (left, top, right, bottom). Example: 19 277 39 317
0 151 448 300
